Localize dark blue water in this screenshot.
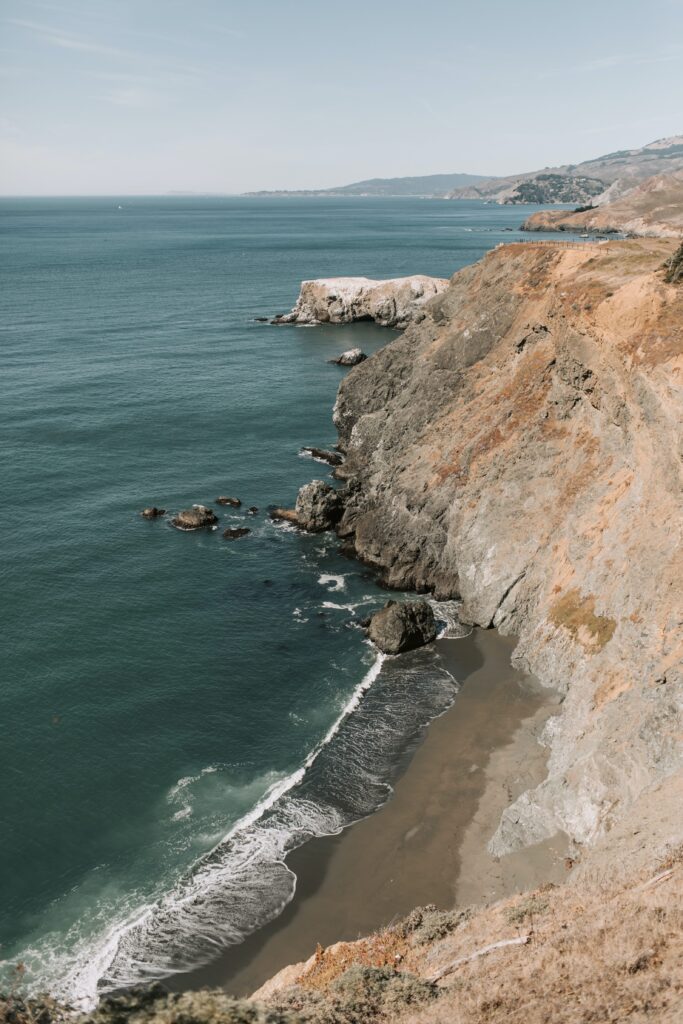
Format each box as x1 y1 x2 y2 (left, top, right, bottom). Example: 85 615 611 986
0 197 572 1004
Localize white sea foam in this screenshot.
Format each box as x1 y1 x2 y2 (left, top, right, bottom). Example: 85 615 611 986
46 651 386 1010
429 598 473 640
318 573 346 592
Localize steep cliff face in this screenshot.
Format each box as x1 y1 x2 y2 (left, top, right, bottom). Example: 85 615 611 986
272 276 448 329
334 239 683 854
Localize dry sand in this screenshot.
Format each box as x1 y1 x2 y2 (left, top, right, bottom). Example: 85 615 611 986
171 628 568 998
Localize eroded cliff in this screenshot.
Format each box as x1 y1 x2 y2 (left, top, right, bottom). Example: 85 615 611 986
272 276 448 328
334 238 683 854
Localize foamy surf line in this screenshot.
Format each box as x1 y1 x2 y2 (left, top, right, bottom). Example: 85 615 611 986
7 604 467 1010
36 651 387 1010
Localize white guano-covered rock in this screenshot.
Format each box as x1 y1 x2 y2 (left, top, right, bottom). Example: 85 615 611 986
273 275 449 329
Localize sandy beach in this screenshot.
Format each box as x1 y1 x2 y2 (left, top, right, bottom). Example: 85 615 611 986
170 628 568 998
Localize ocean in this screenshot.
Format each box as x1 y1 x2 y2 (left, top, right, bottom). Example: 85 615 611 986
0 196 570 1005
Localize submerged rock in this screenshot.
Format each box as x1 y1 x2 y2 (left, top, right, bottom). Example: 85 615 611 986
247 506 259 515
331 348 367 367
223 527 251 540
171 505 218 530
367 600 437 655
141 506 165 519
216 496 242 507
301 446 343 466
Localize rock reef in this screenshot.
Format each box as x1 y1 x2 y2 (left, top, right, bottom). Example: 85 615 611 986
272 275 448 329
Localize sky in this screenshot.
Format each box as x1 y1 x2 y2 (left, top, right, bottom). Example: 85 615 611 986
1 0 682 195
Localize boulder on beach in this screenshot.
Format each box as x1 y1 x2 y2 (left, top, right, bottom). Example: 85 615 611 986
367 600 437 655
141 507 166 519
331 348 367 367
301 446 343 466
216 496 242 507
171 505 218 531
223 527 251 540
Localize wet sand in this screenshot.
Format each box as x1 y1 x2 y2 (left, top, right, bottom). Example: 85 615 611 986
171 628 568 998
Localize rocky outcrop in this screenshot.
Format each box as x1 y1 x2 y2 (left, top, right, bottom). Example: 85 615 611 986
522 170 683 238
367 600 437 654
301 446 343 466
171 505 218 531
331 348 367 366
216 496 241 507
141 507 165 519
270 481 343 532
333 237 683 857
272 276 449 329
295 480 343 531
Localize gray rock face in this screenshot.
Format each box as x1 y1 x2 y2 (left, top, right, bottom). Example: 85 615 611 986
295 480 343 532
272 275 449 329
332 348 367 366
367 600 437 654
171 505 218 530
332 239 683 859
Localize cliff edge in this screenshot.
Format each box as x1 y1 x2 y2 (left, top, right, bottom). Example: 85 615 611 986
334 238 682 856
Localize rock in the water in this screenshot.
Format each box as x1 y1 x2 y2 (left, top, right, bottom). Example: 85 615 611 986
332 348 367 367
271 275 449 328
301 446 343 466
269 507 299 525
223 527 251 540
367 600 437 654
247 506 259 515
269 481 343 532
141 507 165 519
295 480 343 531
171 505 218 530
216 496 242 507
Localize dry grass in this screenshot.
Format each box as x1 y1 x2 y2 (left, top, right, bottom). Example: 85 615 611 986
389 856 683 1024
549 587 617 652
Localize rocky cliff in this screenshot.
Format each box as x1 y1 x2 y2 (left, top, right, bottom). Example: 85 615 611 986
522 171 683 238
333 238 682 856
272 276 448 329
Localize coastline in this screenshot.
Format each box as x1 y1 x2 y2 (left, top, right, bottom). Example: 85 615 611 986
170 628 568 999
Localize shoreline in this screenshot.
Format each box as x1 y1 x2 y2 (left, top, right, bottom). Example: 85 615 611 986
169 628 568 999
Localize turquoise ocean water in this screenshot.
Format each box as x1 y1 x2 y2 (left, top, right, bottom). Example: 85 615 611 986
0 197 572 1005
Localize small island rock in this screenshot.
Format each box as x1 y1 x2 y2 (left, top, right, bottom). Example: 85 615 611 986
171 505 218 531
247 506 259 515
141 507 165 519
216 496 242 507
367 600 437 654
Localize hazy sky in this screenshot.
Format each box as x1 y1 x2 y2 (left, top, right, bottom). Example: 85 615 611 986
2 0 682 194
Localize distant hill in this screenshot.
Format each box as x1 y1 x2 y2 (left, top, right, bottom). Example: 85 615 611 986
244 172 487 198
522 169 683 238
448 135 683 205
